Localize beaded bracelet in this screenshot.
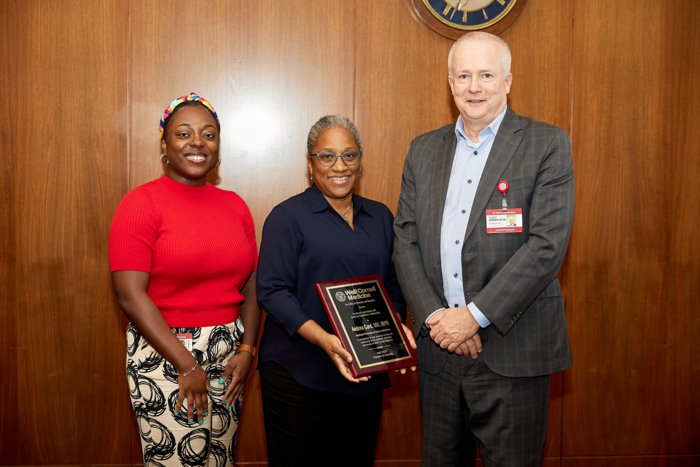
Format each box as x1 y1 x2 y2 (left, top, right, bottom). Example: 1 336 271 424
180 361 199 377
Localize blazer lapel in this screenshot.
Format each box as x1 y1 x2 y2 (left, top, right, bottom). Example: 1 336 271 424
429 129 457 260
464 109 523 241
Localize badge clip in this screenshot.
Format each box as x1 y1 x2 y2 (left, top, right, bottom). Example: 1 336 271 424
497 180 509 210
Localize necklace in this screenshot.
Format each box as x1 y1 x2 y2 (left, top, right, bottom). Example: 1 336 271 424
340 205 353 226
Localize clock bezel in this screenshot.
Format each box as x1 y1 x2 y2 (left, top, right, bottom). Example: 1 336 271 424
409 0 528 40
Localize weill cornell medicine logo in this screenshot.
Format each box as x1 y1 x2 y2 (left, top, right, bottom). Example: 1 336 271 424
335 291 347 302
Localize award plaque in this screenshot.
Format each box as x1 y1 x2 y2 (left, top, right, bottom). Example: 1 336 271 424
315 275 417 377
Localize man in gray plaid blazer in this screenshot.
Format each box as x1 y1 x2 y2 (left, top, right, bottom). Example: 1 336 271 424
393 32 574 467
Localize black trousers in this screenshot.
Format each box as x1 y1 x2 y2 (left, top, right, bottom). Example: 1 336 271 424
260 361 384 467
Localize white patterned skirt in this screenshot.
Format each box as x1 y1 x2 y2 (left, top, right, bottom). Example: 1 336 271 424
125 318 245 467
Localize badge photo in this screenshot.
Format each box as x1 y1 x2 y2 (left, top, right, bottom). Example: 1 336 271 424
486 208 523 234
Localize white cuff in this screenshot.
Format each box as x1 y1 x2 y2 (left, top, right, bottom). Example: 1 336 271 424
467 302 491 328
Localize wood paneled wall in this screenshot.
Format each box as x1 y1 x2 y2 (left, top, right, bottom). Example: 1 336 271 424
1 0 698 465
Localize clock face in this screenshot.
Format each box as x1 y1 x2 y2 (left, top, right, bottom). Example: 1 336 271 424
425 0 518 30
411 0 527 39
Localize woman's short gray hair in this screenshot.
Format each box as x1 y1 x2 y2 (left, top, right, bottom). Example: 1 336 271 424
306 115 363 157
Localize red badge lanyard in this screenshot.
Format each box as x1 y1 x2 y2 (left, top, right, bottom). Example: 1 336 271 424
497 180 509 209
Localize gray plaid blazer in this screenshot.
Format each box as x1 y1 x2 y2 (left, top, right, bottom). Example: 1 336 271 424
393 108 574 378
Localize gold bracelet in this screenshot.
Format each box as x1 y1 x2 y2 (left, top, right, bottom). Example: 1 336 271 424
180 361 199 377
236 344 256 358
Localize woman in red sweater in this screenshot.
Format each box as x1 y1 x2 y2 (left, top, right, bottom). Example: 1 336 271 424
109 93 259 466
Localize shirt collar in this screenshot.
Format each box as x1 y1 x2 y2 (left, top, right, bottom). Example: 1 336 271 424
455 106 508 142
305 184 371 217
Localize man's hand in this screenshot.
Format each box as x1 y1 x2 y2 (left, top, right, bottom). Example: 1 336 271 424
453 335 483 359
427 307 482 358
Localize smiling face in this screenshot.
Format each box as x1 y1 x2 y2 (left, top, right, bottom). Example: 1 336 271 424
307 126 361 204
448 36 512 138
160 104 220 186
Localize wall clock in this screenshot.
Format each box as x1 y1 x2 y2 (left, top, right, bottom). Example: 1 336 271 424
410 0 527 39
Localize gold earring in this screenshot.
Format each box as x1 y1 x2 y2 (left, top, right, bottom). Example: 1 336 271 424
160 154 170 165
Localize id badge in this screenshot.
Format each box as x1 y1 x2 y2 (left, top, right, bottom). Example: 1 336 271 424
486 208 523 234
176 333 193 351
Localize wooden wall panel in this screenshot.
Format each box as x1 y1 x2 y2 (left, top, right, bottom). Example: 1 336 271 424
129 0 357 239
562 457 700 467
1 0 699 465
355 1 456 211
499 0 573 132
0 0 131 463
565 0 700 459
0 2 20 460
659 2 700 456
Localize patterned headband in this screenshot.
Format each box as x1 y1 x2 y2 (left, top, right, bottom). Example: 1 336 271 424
159 92 220 138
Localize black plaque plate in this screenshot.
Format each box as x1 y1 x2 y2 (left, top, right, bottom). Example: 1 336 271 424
315 275 417 377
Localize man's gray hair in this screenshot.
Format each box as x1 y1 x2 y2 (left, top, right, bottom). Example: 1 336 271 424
447 31 512 76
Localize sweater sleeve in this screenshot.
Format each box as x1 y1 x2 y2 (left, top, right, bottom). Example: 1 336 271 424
233 193 258 271
108 188 160 273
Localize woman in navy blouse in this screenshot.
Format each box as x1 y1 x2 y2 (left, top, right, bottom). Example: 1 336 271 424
256 115 414 466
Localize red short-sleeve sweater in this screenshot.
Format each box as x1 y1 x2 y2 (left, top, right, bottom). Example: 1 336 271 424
109 176 257 328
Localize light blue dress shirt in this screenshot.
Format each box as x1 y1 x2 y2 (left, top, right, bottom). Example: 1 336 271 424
437 107 507 328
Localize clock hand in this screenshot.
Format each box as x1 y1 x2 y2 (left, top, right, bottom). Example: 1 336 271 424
451 0 463 20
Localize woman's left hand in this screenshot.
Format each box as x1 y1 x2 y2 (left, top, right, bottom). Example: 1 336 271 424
222 351 254 406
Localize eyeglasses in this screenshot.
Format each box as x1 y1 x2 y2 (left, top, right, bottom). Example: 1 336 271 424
310 151 361 167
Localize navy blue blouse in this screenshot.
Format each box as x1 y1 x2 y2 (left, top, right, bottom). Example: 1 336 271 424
256 185 406 395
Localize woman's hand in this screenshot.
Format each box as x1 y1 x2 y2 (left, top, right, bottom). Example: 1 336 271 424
112 270 212 423
297 320 370 383
319 332 371 383
226 271 260 406
395 323 418 375
176 363 209 424
222 351 254 406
